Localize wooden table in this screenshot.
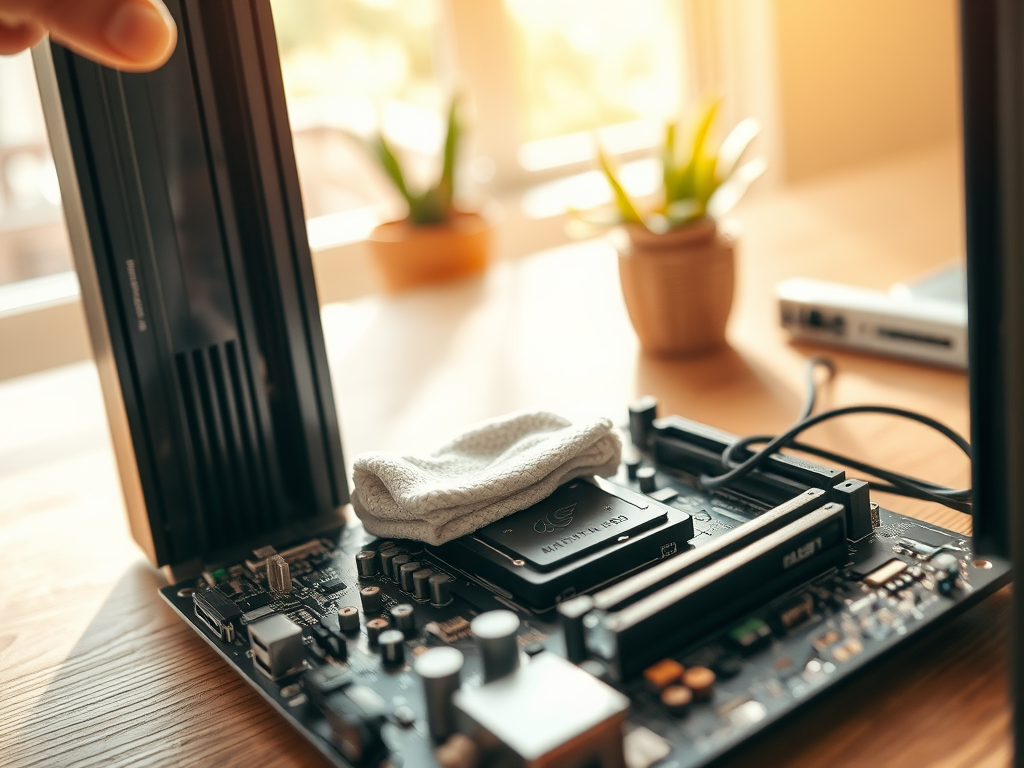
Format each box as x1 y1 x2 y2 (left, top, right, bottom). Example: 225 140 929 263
0 142 1009 768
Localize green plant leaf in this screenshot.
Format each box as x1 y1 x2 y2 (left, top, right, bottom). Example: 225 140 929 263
662 122 678 202
716 118 760 186
437 95 460 214
372 135 411 204
673 98 720 203
409 189 448 225
706 157 767 219
597 147 644 225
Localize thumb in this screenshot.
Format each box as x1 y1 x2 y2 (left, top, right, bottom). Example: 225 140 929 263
38 0 177 72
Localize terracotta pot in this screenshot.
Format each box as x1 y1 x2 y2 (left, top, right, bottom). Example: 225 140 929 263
616 218 736 356
367 210 493 292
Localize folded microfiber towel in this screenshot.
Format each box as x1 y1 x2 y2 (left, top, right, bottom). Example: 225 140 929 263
350 410 622 545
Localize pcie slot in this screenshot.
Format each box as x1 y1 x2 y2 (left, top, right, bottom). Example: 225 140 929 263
586 503 847 680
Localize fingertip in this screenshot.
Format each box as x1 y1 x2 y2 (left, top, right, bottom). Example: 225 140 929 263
104 0 177 71
0 20 45 56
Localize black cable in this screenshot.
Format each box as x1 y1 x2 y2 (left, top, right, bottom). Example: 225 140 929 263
700 358 973 514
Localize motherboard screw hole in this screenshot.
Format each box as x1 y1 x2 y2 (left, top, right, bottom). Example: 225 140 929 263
973 559 993 570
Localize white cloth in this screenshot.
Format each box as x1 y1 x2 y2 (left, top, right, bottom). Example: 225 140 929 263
350 411 622 545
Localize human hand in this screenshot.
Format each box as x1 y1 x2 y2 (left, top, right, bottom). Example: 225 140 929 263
0 0 177 72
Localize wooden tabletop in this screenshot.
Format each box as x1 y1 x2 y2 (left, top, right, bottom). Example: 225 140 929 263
0 141 1008 768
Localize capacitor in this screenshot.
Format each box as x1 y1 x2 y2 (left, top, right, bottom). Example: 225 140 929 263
625 453 642 480
413 568 434 601
379 548 404 581
390 554 411 582
682 665 716 701
557 595 593 664
471 610 521 683
429 574 453 607
390 603 416 635
356 550 380 580
399 562 421 592
637 466 658 494
661 685 693 716
378 629 406 666
366 617 390 645
337 605 360 634
360 585 383 614
629 395 658 449
414 646 465 742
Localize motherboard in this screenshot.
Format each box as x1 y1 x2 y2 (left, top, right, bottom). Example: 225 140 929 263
161 410 1010 768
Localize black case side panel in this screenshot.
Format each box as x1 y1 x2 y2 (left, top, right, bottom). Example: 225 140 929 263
960 2 1024 765
39 0 348 568
960 0 1011 558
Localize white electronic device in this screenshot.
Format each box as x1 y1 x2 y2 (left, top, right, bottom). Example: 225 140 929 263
776 264 968 368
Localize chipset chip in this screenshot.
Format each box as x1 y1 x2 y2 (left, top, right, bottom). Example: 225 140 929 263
475 480 667 572
430 478 694 610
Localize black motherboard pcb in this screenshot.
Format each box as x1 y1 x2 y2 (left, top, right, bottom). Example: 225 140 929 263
161 419 1010 768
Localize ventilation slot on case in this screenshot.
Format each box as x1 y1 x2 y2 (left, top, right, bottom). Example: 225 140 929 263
176 341 280 549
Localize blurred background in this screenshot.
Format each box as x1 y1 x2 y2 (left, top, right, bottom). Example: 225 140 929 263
0 0 960 377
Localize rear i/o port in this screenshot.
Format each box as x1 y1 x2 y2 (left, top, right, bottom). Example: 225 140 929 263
193 589 241 643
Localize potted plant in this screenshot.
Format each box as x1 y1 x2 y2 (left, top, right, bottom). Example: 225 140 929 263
362 98 494 292
587 100 765 356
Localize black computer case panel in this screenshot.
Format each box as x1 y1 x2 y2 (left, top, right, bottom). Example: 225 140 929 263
33 0 347 574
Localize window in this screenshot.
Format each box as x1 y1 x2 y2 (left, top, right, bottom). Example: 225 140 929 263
0 51 70 288
271 0 448 242
505 0 686 142
270 0 692 250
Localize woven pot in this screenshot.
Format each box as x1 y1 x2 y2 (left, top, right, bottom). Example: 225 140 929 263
367 210 493 293
617 218 736 356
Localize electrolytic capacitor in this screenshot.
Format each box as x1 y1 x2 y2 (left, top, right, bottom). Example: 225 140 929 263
360 585 383 614
413 569 434 601
390 554 411 582
390 603 416 635
399 562 421 592
414 646 465 741
429 574 452 607
378 629 406 666
625 453 642 480
366 617 390 645
637 466 657 494
629 395 658 449
471 610 521 683
356 550 379 580
661 685 693 716
558 595 593 664
337 605 360 634
379 548 404 581
682 666 716 701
